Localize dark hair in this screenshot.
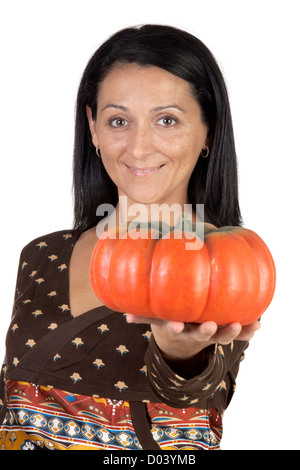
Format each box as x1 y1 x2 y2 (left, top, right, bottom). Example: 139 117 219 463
73 24 242 230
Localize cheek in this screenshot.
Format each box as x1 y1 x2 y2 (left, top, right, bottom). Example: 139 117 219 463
99 131 128 157
170 135 202 168
156 134 191 157
99 152 121 180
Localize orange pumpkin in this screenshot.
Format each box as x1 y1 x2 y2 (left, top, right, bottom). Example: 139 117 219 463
90 221 276 325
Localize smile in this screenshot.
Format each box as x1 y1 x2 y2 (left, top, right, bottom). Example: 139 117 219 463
124 164 165 176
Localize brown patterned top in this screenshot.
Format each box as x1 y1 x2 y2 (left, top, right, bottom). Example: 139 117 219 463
0 229 248 417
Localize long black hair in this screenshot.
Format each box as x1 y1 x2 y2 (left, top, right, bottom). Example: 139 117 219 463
73 24 242 230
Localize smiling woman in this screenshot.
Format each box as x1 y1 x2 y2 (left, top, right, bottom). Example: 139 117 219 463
0 24 261 451
73 24 241 231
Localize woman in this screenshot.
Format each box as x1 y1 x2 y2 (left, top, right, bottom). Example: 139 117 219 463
0 24 260 450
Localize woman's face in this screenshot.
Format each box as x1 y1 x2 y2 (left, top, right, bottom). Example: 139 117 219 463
87 63 209 210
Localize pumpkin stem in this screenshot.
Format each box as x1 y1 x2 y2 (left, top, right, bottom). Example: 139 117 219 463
126 213 207 240
174 212 192 232
127 219 172 238
173 213 205 240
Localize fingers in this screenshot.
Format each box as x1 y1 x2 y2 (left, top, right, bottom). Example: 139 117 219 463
212 323 242 344
196 321 218 339
125 313 261 345
125 313 156 324
186 321 258 345
212 321 261 344
125 313 186 332
185 322 239 345
235 321 261 341
166 322 186 334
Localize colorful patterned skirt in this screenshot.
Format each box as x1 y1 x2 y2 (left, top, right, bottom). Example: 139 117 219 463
0 380 222 450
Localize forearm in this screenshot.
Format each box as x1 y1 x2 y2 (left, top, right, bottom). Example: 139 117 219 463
144 334 249 412
159 345 211 380
150 319 258 365
151 322 212 356
151 323 212 379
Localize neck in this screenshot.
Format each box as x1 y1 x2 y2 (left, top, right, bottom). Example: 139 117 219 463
115 195 197 228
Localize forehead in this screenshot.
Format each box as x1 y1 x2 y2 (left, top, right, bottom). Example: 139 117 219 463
97 63 197 105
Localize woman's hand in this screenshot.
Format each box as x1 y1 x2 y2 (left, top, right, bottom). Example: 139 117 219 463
125 314 260 361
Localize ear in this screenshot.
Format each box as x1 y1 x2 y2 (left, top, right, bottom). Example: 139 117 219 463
86 106 99 148
205 130 213 149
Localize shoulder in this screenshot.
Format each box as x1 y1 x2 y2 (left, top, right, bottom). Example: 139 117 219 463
21 229 80 257
14 229 82 294
17 229 81 276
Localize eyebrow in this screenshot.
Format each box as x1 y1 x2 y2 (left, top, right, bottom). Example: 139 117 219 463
100 104 186 113
151 105 186 113
101 104 127 113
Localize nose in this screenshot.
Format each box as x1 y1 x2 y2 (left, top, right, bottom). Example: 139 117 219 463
127 123 154 161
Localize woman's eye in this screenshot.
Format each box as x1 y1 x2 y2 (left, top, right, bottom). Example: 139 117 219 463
110 118 128 127
158 116 177 127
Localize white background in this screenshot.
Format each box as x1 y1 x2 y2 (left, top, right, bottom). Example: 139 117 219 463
0 0 299 450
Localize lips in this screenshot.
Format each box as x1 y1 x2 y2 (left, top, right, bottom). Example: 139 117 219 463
124 164 165 176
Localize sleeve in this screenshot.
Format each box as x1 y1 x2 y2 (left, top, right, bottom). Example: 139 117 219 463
144 334 248 414
0 248 25 424
0 363 7 424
